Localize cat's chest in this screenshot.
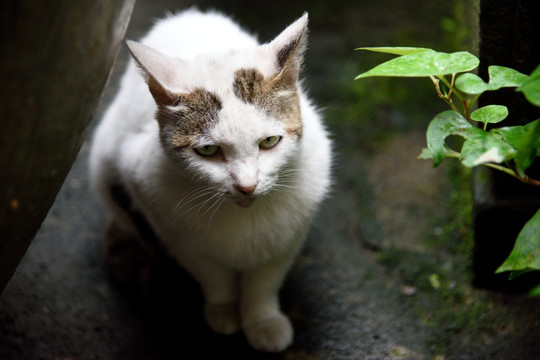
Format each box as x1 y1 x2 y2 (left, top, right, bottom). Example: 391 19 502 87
135 179 304 267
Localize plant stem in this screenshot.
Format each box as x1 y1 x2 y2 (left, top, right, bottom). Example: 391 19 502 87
463 94 481 122
483 163 540 187
430 75 464 115
469 94 481 108
437 75 464 102
444 149 540 187
444 98 461 115
445 149 461 159
525 177 540 187
429 75 442 96
446 74 455 99
462 99 471 121
483 163 519 177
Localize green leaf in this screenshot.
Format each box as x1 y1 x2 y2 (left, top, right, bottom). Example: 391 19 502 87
424 110 518 168
418 147 433 160
455 65 529 95
470 105 509 126
459 131 516 167
425 110 475 167
454 73 489 94
494 120 540 177
496 208 540 274
429 273 441 289
530 284 540 297
495 121 540 153
519 65 540 106
355 47 431 56
515 119 540 177
355 50 479 79
488 65 529 89
507 269 535 280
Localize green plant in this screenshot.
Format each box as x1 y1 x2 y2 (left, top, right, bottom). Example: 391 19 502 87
355 47 540 294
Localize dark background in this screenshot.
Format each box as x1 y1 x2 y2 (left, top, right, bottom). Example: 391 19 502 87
2 1 539 359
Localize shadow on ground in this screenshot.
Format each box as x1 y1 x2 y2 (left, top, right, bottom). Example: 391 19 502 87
1 1 540 359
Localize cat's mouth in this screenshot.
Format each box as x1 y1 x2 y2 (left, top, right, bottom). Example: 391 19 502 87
235 198 255 208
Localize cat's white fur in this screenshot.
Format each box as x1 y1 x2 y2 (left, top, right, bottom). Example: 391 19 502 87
89 9 331 352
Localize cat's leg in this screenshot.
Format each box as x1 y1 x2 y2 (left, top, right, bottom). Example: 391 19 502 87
201 267 241 335
240 250 298 352
176 254 241 335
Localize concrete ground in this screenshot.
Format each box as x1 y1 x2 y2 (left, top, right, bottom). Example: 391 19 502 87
2 1 540 359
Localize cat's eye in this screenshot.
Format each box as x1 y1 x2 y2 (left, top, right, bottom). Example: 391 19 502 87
194 144 221 157
259 136 281 149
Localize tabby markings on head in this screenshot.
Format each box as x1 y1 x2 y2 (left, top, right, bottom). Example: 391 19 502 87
233 68 302 136
157 88 222 149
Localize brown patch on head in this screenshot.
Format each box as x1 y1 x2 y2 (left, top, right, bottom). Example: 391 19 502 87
233 68 265 104
233 68 302 136
156 88 222 149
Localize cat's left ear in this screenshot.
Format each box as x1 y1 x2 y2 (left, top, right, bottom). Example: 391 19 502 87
267 13 308 81
126 40 185 107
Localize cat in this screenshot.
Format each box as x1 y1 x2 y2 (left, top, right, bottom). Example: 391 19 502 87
89 9 332 352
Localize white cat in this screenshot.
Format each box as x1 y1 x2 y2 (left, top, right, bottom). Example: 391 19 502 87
89 9 332 352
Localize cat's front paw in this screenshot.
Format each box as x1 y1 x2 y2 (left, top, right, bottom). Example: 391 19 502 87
244 313 293 352
204 303 241 335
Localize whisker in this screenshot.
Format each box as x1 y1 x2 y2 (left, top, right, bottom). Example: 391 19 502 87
206 198 225 228
196 192 222 216
177 196 212 220
176 189 214 216
275 183 298 190
169 187 215 224
173 186 209 212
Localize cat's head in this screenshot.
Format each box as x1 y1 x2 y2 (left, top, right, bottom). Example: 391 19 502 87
127 13 309 207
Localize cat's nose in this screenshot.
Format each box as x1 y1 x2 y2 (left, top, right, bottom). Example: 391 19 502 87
236 183 257 196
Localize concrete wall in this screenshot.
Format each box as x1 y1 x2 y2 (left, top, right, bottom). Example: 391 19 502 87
0 0 136 294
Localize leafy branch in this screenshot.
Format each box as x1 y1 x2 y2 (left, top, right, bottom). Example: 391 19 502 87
355 47 540 186
355 47 540 294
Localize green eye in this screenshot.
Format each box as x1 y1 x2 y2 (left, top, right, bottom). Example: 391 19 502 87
194 145 221 157
259 136 281 149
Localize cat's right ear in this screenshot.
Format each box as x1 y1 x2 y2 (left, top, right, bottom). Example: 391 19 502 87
267 13 308 81
126 40 182 106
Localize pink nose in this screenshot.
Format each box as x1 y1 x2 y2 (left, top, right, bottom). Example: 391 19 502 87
236 184 257 196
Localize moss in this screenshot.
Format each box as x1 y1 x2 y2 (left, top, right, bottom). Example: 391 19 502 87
377 242 504 357
373 156 509 358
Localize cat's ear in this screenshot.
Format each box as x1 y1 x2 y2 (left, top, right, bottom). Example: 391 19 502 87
267 13 308 81
126 40 183 106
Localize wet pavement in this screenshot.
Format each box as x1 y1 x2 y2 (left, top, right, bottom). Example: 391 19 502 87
2 1 540 359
